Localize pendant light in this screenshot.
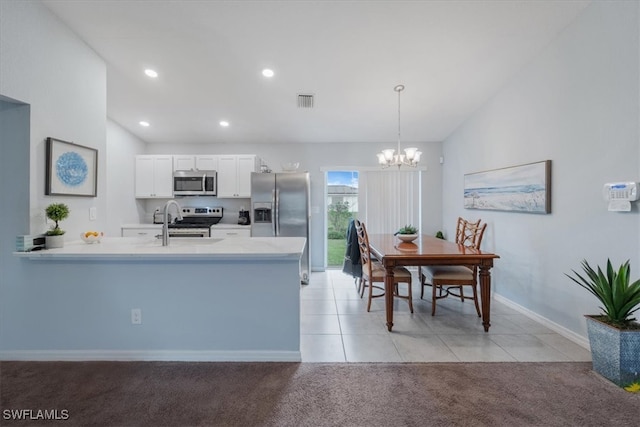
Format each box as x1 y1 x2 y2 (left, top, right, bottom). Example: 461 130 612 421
377 84 421 168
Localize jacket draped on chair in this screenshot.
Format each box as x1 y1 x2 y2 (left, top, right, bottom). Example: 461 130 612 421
342 218 362 279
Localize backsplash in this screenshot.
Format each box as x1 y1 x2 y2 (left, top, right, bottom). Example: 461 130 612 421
142 196 251 225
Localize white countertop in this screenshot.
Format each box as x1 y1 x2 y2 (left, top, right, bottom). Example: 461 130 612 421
14 236 305 261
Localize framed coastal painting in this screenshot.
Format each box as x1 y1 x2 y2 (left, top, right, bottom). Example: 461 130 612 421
45 137 98 197
464 160 551 214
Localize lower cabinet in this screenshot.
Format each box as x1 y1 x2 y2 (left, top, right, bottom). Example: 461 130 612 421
210 228 251 238
121 226 162 238
122 225 250 238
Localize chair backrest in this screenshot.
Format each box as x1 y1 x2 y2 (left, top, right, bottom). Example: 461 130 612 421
354 219 372 270
454 217 487 276
454 217 487 250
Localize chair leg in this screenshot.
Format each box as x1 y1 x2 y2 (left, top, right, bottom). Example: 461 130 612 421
432 283 438 316
367 278 374 312
407 279 413 313
458 286 465 302
360 278 366 298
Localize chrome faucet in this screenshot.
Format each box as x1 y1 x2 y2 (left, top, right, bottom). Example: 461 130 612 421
162 200 183 246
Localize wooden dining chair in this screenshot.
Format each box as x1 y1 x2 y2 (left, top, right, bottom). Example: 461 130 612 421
419 217 487 316
354 219 413 313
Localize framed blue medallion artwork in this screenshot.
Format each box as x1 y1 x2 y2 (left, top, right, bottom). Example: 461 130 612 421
46 137 98 197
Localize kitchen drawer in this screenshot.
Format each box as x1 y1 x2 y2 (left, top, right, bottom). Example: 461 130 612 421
122 227 161 237
210 228 250 239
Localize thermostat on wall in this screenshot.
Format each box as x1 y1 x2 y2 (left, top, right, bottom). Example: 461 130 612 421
603 182 639 212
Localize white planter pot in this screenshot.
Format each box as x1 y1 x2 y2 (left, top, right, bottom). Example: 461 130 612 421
45 235 65 249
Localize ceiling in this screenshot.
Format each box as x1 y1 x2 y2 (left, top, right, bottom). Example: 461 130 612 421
43 0 590 145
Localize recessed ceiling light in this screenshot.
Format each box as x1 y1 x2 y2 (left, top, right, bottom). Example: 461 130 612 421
139 121 150 127
262 69 274 78
144 69 158 78
219 121 230 127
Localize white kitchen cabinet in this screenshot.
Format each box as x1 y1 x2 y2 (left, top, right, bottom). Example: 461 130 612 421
135 155 173 198
210 226 251 238
217 155 259 198
173 155 218 172
121 225 162 238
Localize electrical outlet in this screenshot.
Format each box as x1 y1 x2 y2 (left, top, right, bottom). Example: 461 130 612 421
89 207 97 221
131 308 142 325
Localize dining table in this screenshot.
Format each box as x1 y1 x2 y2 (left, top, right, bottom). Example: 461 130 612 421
367 234 500 332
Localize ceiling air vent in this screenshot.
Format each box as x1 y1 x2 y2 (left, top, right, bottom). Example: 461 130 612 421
297 94 314 109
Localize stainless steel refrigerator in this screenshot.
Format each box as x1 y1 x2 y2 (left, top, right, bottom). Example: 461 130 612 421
251 172 310 284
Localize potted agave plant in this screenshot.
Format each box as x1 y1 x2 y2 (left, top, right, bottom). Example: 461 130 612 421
566 259 640 388
45 203 69 249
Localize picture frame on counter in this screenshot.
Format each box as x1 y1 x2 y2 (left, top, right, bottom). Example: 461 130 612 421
46 137 98 197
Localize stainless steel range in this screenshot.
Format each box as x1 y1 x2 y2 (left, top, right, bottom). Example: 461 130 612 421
168 206 223 237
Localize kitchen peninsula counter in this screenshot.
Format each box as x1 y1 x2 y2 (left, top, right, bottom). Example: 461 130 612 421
10 237 305 363
15 236 304 261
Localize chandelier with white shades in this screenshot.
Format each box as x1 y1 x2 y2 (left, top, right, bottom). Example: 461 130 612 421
377 84 422 169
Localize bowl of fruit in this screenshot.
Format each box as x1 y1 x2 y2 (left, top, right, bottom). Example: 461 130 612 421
81 231 103 243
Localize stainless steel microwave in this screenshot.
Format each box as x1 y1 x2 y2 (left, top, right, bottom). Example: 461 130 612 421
173 170 217 196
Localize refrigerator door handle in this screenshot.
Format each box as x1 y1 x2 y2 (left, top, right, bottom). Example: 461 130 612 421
272 189 277 236
275 188 280 236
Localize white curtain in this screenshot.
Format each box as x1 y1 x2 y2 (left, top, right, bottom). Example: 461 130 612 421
359 170 421 234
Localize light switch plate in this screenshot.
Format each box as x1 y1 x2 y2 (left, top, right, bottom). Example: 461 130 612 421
89 207 97 221
131 308 142 324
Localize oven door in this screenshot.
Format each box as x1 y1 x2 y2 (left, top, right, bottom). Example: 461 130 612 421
168 228 210 238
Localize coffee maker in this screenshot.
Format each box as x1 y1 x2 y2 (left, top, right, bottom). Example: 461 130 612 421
238 208 251 225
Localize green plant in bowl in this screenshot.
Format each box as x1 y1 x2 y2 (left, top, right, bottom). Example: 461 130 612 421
396 225 418 235
395 225 418 243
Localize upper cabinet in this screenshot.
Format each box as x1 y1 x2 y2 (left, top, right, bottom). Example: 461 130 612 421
217 155 260 198
134 154 259 199
173 155 218 172
135 155 173 198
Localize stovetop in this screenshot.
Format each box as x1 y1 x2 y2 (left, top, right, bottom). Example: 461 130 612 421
168 206 223 229
169 218 221 229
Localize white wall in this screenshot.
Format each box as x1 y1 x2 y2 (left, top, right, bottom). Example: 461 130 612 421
105 120 147 237
0 0 107 241
0 1 106 351
143 141 443 270
441 1 639 339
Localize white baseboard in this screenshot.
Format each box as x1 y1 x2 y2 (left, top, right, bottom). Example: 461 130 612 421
0 350 302 362
493 293 590 350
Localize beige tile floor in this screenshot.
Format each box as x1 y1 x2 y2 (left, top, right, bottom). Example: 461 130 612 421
300 270 592 363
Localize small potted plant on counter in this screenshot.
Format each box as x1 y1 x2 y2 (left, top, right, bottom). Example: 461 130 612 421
45 203 69 249
395 225 418 243
566 259 640 388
